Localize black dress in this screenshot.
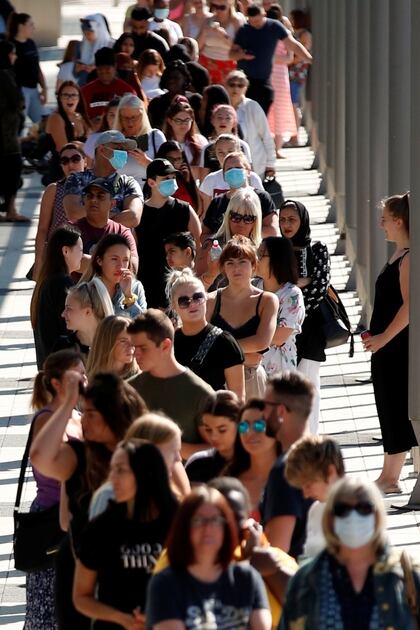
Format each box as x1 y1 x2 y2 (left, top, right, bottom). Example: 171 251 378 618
370 251 417 454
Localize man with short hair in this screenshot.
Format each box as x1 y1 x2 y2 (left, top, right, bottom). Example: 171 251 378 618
127 309 213 458
230 5 312 114
81 47 136 125
63 130 143 228
260 370 314 559
130 7 169 60
73 177 138 271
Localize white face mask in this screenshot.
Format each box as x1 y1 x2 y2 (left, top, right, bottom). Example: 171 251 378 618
334 511 375 549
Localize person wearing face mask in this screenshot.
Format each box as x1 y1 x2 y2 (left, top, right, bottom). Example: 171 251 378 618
280 476 420 630
63 130 144 229
149 0 183 46
135 158 201 308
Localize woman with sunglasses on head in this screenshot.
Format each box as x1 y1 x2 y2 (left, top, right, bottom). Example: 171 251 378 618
186 390 241 483
81 233 147 318
168 268 245 400
73 440 178 630
34 143 87 280
31 225 84 369
224 399 280 521
280 476 420 630
257 236 305 374
196 0 245 85
279 199 330 435
163 99 207 181
147 485 271 629
207 236 278 399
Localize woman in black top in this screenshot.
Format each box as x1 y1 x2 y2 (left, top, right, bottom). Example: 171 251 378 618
30 372 147 630
7 12 47 123
30 225 83 369
280 199 331 434
74 440 178 629
207 236 277 400
362 193 416 493
185 390 241 483
168 267 245 400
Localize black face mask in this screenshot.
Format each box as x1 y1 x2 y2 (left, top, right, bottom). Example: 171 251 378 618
280 199 312 248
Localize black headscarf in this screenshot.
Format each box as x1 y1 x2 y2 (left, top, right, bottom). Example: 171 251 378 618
280 199 312 248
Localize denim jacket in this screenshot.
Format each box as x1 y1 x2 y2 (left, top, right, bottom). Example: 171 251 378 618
112 279 147 319
280 548 420 630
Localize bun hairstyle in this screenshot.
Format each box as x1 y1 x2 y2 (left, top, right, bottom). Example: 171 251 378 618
166 267 205 304
382 192 410 233
70 278 114 320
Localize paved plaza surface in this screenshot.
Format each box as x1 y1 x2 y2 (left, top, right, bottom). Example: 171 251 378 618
0 1 419 626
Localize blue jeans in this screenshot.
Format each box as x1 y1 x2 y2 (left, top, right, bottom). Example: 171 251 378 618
22 86 42 123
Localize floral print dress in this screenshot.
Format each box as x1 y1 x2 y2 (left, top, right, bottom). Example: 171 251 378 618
263 282 305 375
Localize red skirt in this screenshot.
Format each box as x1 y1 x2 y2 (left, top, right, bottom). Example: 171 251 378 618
199 53 237 85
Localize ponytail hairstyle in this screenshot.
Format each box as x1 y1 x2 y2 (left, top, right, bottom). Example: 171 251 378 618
7 12 31 40
32 349 83 410
166 266 205 305
382 192 410 234
70 279 114 321
30 225 82 329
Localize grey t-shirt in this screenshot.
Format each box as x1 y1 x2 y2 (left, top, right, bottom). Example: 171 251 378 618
146 564 268 629
128 369 213 443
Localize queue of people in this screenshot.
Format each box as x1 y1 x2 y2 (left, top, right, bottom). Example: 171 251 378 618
3 2 419 629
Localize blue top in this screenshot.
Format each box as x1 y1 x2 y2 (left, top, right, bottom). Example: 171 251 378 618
235 18 288 81
112 279 147 318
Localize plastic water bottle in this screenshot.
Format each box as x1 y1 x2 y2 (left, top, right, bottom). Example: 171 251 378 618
210 239 223 262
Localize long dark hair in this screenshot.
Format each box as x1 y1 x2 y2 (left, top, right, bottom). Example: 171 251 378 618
30 225 81 328
120 440 178 522
199 84 230 138
262 236 299 285
83 233 133 280
7 12 31 40
56 81 89 141
156 140 200 211
164 100 202 164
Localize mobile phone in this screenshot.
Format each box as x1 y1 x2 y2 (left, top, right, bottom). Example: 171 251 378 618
360 330 371 340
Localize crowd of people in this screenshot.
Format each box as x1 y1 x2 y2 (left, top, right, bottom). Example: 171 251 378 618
1 1 419 628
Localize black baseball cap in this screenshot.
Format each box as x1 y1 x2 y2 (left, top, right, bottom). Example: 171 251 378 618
146 158 178 179
82 177 114 196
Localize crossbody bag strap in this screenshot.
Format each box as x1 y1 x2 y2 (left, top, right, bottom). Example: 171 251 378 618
191 326 224 365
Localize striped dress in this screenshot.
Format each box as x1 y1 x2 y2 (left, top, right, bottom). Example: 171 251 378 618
268 40 297 138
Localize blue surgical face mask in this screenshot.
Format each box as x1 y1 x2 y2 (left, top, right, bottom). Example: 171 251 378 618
108 149 128 170
154 7 169 19
224 167 246 189
334 512 375 549
158 178 178 197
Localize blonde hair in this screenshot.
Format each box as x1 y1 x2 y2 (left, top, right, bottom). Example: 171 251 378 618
126 412 182 443
322 477 388 557
215 187 262 247
166 267 205 305
285 435 345 488
68 279 114 320
86 315 139 381
114 94 151 135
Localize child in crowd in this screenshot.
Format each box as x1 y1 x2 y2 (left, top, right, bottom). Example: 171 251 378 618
285 435 345 559
164 231 196 270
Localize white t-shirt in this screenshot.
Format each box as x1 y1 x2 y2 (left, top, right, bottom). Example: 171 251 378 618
199 169 263 198
57 62 77 84
149 17 183 46
302 501 326 559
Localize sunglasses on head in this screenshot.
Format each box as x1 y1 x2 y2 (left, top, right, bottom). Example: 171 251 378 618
229 211 256 224
238 418 266 434
177 292 206 309
60 154 82 166
333 501 375 518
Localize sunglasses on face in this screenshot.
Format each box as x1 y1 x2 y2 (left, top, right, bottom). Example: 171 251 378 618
228 82 246 88
211 3 227 9
229 211 256 224
177 292 206 309
60 154 82 165
238 418 267 434
333 501 375 518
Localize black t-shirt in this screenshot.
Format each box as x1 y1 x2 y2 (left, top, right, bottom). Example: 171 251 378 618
204 189 275 234
185 448 227 483
52 331 90 363
146 563 268 629
79 503 172 628
260 452 313 559
235 19 288 82
13 38 40 88
174 324 244 391
135 197 190 308
132 32 169 63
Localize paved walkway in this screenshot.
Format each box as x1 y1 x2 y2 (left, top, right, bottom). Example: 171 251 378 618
0 2 419 626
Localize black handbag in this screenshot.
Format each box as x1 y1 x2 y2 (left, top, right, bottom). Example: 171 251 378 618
13 421 64 572
263 175 284 209
319 285 354 357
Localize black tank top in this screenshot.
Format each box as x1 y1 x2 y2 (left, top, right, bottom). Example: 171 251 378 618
211 289 263 340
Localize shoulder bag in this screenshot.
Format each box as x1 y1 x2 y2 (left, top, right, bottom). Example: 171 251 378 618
13 420 64 572
319 285 354 357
